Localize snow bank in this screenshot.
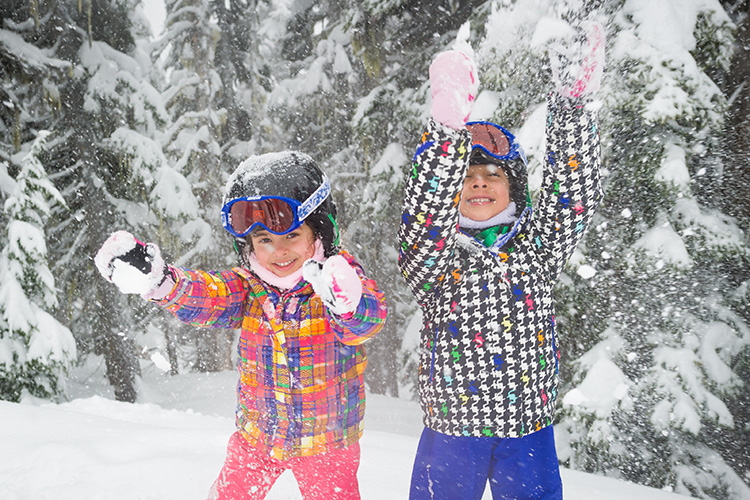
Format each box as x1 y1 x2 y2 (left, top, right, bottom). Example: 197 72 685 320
0 367 698 500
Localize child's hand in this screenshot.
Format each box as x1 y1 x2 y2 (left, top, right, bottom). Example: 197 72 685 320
302 255 363 317
94 230 172 297
549 21 605 99
429 49 479 129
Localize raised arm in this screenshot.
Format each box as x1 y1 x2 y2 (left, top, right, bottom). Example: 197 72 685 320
398 122 472 307
398 49 478 307
156 267 249 329
95 230 249 329
532 22 606 280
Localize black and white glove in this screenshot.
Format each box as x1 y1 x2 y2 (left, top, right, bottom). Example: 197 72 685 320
94 230 172 297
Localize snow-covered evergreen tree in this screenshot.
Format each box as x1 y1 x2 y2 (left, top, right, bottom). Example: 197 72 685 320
0 132 76 401
210 0 256 156
154 0 235 371
557 1 750 495
0 0 188 401
717 0 750 485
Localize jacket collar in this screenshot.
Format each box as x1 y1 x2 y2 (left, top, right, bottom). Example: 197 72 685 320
233 266 313 298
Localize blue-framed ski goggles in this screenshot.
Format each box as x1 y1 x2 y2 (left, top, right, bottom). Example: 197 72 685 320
466 121 524 162
220 174 331 238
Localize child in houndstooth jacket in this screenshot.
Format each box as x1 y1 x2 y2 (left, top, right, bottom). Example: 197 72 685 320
398 23 605 500
95 152 387 500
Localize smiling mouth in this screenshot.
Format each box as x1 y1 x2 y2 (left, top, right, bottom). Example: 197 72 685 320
467 197 494 205
274 259 296 269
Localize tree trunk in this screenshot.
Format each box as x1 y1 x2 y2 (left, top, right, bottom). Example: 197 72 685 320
364 319 400 397
91 284 141 403
98 330 140 403
194 327 234 372
164 326 179 376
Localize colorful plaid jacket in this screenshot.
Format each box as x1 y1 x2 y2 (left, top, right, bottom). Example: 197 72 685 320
398 95 602 439
156 250 387 459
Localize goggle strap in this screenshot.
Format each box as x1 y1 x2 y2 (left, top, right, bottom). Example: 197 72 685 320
298 173 331 221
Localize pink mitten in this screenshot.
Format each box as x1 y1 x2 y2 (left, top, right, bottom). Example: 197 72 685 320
302 255 363 316
429 50 479 129
550 21 605 99
94 230 171 296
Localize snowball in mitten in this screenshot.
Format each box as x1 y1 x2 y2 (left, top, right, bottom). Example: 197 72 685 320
429 50 479 129
302 255 363 316
94 230 168 295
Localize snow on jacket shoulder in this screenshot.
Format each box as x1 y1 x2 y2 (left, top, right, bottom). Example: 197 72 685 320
398 94 602 439
154 250 387 459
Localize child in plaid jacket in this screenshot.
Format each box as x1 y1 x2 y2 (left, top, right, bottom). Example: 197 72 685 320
96 152 387 500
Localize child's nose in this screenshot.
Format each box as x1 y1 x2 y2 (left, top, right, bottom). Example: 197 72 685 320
277 242 292 254
472 176 488 188
272 241 292 255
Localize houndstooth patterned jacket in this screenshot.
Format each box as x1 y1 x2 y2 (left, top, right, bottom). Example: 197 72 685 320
398 94 602 439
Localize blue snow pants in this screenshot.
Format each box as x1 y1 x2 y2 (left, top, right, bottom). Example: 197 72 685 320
409 425 563 500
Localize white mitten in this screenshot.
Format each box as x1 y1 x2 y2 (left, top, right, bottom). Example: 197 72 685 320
94 230 170 296
549 21 605 99
429 49 479 129
302 255 363 316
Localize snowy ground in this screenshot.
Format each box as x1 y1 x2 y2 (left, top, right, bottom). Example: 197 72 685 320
0 361 695 500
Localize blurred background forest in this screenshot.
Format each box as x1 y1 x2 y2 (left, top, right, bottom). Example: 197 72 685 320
1 0 749 498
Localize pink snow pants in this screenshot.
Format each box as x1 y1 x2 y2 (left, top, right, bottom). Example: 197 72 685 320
207 432 361 500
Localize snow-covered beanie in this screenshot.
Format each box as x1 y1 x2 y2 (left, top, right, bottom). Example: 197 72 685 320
459 202 517 230
248 239 326 290
223 152 340 260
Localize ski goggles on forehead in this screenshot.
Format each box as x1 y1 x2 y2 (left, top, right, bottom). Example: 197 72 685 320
466 121 521 161
220 174 331 238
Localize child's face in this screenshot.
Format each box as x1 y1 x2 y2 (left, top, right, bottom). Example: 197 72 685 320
249 223 316 277
459 164 511 221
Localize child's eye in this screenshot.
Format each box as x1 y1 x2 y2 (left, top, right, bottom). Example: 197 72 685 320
286 232 299 239
251 233 271 244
